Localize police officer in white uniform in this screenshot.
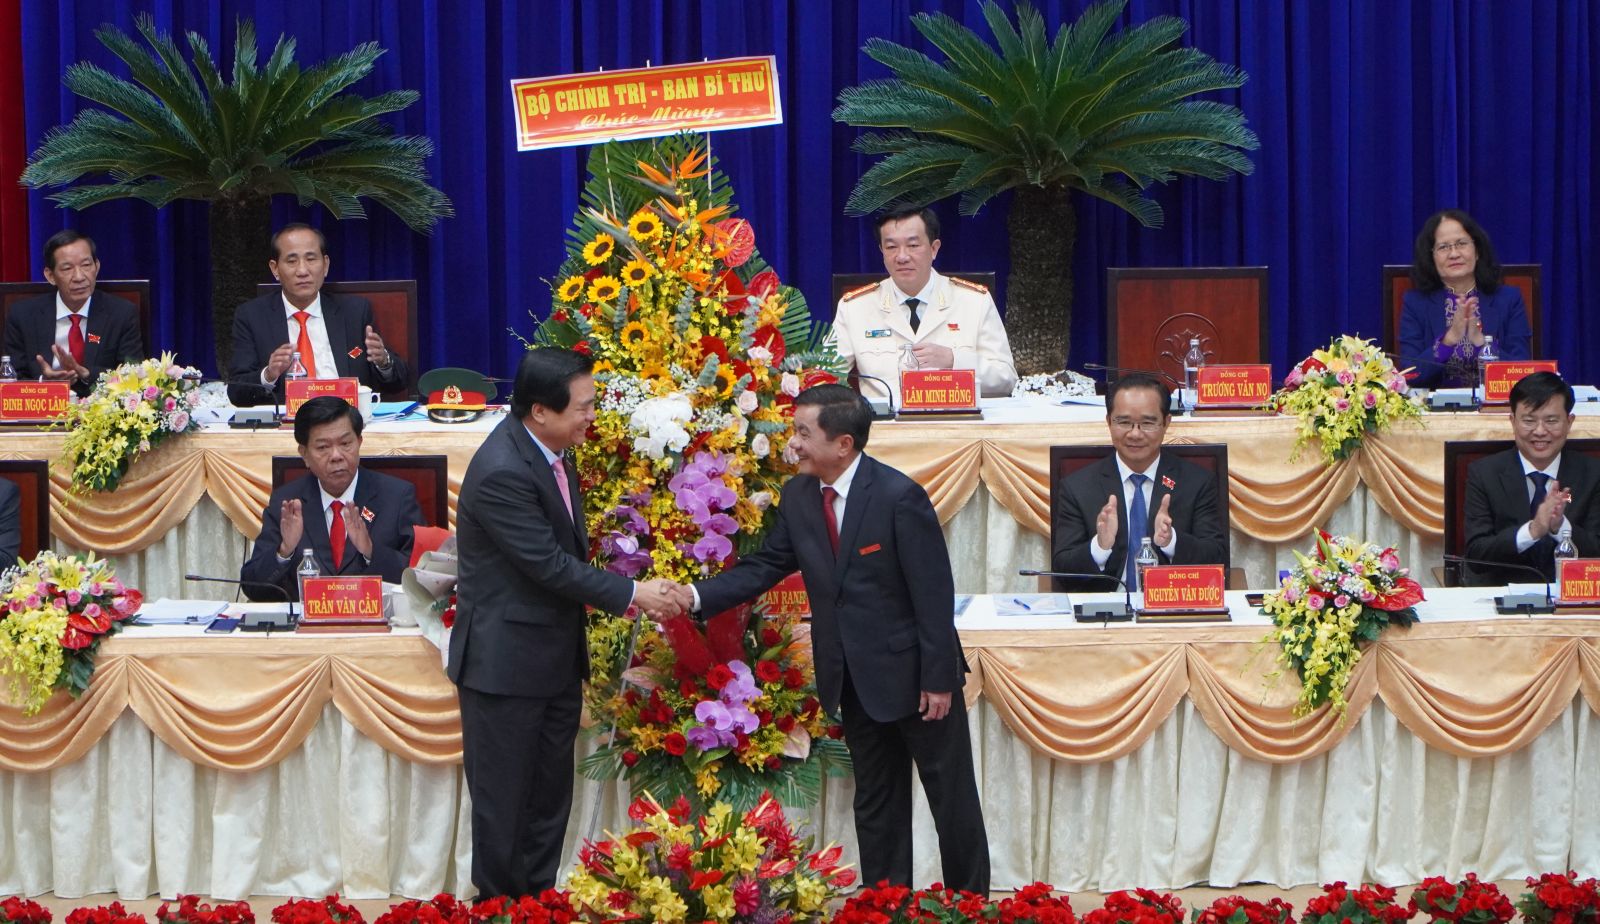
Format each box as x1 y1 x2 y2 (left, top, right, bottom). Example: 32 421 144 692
831 206 1018 406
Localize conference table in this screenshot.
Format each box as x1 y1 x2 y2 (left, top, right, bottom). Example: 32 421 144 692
4 396 1600 899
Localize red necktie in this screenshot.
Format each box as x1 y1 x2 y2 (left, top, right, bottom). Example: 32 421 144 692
293 310 319 378
821 486 840 555
67 314 86 365
329 500 347 568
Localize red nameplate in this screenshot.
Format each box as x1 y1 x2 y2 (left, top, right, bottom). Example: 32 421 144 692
898 369 978 411
285 377 359 418
1139 564 1227 612
300 575 386 623
0 381 71 421
758 572 810 619
1556 559 1600 606
1481 360 1558 405
1195 365 1273 408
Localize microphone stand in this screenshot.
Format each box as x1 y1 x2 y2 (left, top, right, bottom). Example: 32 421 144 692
185 573 298 630
1018 569 1135 623
1440 555 1556 615
1082 363 1186 413
851 373 898 421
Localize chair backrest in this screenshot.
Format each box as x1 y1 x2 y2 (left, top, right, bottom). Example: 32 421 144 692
0 459 51 561
1441 436 1600 585
271 454 450 528
1105 267 1269 387
1047 443 1231 583
0 280 153 356
256 280 419 378
1383 264 1542 358
829 272 998 310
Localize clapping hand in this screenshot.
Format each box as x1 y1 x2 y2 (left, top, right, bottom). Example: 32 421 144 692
1530 479 1572 540
37 345 87 383
1095 494 1119 550
276 498 305 559
1443 295 1484 347
365 326 392 369
1151 494 1174 548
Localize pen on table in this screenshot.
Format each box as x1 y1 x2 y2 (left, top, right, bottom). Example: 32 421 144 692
1012 597 1031 610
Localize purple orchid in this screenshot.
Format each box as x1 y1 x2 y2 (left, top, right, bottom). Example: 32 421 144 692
686 725 732 751
600 532 654 577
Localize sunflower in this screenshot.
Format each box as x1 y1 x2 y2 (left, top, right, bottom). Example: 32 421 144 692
582 233 616 265
712 364 738 397
627 210 663 242
591 359 615 376
620 258 655 286
587 275 622 303
556 274 586 302
639 363 673 392
619 322 649 349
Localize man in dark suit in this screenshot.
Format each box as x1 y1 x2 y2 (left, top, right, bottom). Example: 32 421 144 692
0 478 20 566
448 348 680 899
3 229 144 397
678 383 989 894
240 396 425 600
227 223 410 406
1052 372 1230 593
1464 372 1600 584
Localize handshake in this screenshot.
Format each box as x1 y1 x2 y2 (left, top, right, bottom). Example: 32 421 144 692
632 578 698 618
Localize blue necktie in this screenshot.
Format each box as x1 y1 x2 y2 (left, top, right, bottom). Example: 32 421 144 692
1529 471 1550 521
1124 473 1149 590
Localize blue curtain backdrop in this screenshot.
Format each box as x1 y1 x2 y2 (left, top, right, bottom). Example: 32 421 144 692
10 1 1598 382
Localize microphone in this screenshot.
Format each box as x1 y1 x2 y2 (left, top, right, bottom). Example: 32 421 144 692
184 573 299 629
1082 363 1188 413
200 373 287 427
850 372 898 420
1439 555 1555 614
1018 569 1135 622
1382 351 1481 409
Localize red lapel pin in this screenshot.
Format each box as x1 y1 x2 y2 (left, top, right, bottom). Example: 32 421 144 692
1161 475 1176 490
347 346 363 359
360 507 375 523
87 333 102 344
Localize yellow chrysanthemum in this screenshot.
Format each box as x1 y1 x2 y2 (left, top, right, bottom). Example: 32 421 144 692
582 233 616 265
621 258 655 286
627 210 663 242
619 322 649 349
587 275 622 303
556 275 586 302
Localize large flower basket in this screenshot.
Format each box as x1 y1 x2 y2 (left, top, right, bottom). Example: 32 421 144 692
0 551 142 715
1266 335 1422 465
58 352 202 493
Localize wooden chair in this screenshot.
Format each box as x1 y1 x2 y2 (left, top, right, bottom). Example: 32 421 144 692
1441 437 1599 586
0 280 153 356
0 459 51 562
272 454 450 528
1383 264 1541 358
1045 443 1239 590
256 280 418 397
1106 267 1269 388
830 272 997 308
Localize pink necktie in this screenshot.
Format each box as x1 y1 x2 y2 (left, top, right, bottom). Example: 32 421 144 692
552 458 574 521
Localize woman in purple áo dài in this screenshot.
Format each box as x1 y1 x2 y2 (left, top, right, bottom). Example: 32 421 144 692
1398 209 1532 388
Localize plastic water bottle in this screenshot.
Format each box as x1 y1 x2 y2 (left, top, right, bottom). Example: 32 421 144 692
0 356 15 383
1134 536 1159 607
296 548 319 603
1182 338 1206 409
286 351 309 385
1477 335 1498 399
1555 527 1578 581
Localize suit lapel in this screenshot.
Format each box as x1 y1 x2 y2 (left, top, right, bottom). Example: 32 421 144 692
29 303 56 370
340 472 380 575
832 456 876 588
1100 457 1130 563
80 295 104 371
560 454 587 552
301 476 334 574
513 421 580 553
876 282 917 344
325 296 357 378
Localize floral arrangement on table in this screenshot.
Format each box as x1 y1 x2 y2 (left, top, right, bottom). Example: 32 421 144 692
1 897 52 924
1302 883 1413 924
1192 896 1295 924
1266 335 1422 465
268 897 363 924
58 352 202 493
0 551 143 715
831 881 1076 924
64 905 146 924
581 603 849 809
1410 875 1514 924
156 896 254 924
1260 530 1423 717
565 791 854 924
1516 872 1600 924
1084 890 1186 924
531 134 844 808
374 893 576 924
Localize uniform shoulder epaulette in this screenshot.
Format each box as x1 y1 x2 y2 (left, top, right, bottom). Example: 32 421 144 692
949 276 989 294
842 281 878 301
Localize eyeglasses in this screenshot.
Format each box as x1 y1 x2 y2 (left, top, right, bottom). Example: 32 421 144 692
1110 417 1165 433
1515 415 1568 430
1434 239 1474 255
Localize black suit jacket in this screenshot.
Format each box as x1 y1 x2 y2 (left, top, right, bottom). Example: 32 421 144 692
695 454 965 723
1464 447 1600 584
448 416 634 698
240 468 424 601
1051 451 1230 592
0 478 20 566
227 291 411 405
2 292 144 396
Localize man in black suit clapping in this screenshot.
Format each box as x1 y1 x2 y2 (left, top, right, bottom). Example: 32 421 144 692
227 223 410 406
3 230 144 396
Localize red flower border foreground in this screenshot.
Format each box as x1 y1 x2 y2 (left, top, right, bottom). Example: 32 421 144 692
0 873 1580 924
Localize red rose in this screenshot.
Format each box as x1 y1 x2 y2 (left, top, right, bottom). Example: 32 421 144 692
620 751 639 768
827 724 844 739
755 659 782 683
776 714 796 733
706 664 735 690
663 732 687 756
760 627 783 647
764 755 782 770
572 340 592 355
784 667 805 689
